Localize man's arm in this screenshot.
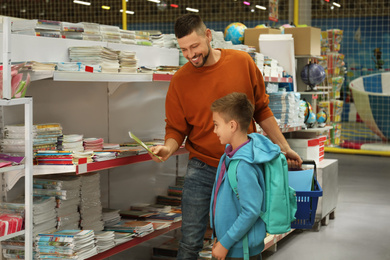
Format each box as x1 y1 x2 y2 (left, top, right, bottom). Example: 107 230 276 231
259 116 302 168
149 138 179 163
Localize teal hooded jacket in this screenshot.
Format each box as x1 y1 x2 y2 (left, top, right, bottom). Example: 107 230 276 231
209 132 281 258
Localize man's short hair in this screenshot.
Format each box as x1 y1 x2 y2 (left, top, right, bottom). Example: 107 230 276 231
211 92 254 132
174 14 207 39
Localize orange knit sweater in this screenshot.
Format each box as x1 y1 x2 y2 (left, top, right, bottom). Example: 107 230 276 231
165 49 274 168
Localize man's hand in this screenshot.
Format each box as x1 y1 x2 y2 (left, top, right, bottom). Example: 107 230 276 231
212 241 228 260
284 147 303 169
149 138 179 163
149 145 169 162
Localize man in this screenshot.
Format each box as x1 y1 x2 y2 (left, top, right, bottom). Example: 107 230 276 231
150 14 302 259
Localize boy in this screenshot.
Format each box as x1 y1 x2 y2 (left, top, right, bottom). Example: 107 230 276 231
210 92 282 260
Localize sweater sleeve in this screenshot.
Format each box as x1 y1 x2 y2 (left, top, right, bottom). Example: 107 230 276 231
164 78 190 146
251 59 274 123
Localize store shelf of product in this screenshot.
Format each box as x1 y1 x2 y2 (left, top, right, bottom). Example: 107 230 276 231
153 73 174 82
53 71 153 82
75 147 188 174
86 221 182 260
263 76 293 83
0 230 26 242
263 230 294 252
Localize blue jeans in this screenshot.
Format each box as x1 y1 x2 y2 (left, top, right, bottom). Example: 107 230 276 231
177 158 217 260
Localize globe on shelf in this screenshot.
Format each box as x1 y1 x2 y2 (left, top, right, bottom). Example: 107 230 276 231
300 62 326 90
316 110 328 127
224 22 247 45
255 24 267 28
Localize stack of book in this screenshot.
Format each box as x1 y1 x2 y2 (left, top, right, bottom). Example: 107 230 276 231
83 138 104 151
120 29 136 45
10 196 58 235
60 22 84 40
94 231 115 253
1 237 32 259
81 22 102 41
102 208 121 227
100 25 121 43
33 175 81 230
58 134 84 152
35 230 98 259
105 220 154 237
72 151 94 165
268 92 304 127
1 123 63 154
135 31 152 46
35 151 73 165
119 50 138 73
114 232 135 245
79 173 104 231
92 152 116 162
11 19 61 38
68 46 120 73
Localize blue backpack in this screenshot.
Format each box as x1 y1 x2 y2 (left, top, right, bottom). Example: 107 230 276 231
227 153 297 259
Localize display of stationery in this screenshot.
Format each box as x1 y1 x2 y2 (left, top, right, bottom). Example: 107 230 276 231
11 19 61 38
102 208 121 227
104 220 154 237
94 231 115 253
119 50 138 73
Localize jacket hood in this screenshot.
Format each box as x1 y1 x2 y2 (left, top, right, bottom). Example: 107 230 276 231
225 133 280 165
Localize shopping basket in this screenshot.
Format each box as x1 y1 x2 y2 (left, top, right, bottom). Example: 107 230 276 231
290 160 323 229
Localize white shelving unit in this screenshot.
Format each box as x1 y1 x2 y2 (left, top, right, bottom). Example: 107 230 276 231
0 17 34 259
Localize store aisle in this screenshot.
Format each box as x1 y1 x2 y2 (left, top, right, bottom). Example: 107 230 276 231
262 153 390 260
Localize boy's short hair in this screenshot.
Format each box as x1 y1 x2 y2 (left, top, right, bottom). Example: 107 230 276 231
174 14 207 39
211 92 254 132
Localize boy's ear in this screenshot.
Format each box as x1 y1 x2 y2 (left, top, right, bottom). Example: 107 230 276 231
230 120 239 132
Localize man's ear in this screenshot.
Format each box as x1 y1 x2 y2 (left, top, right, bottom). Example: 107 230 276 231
205 28 212 42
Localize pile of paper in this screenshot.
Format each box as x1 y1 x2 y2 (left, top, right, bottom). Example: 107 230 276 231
72 151 94 165
11 196 57 235
100 25 121 43
93 152 116 162
120 29 136 45
83 138 104 151
35 230 98 259
81 22 102 41
58 134 84 152
119 51 138 73
105 220 154 237
135 31 152 46
79 173 104 231
60 22 84 40
94 231 115 253
69 46 120 73
1 123 63 154
268 92 304 127
114 232 135 245
1 237 28 259
102 208 121 227
11 19 61 38
33 175 81 230
151 33 176 48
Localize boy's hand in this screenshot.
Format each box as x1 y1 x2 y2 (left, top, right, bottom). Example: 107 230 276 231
212 241 228 260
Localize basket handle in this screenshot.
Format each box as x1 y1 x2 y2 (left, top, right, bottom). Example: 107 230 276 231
301 160 317 179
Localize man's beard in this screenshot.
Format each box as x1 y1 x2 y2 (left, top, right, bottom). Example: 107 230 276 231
190 44 210 68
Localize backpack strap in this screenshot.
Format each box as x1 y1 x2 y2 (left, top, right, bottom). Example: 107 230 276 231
227 159 249 260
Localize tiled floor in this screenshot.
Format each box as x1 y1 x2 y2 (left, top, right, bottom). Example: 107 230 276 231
262 153 390 260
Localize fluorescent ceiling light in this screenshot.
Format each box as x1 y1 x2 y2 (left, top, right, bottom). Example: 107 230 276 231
148 0 161 3
120 9 135 14
186 7 199 12
255 5 266 10
73 0 91 6
243 1 250 6
333 2 341 7
102 5 110 10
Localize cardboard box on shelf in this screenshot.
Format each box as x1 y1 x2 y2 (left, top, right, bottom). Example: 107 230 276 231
284 27 321 56
244 28 281 52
